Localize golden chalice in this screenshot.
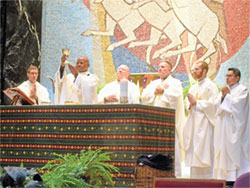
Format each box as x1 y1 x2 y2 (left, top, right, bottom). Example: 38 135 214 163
62 48 71 65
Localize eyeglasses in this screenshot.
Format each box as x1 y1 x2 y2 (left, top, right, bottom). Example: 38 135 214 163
28 72 38 75
226 74 234 77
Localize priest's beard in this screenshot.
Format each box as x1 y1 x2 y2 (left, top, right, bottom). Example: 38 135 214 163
193 71 203 81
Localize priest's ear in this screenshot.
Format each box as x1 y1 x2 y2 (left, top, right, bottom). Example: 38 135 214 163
235 75 240 83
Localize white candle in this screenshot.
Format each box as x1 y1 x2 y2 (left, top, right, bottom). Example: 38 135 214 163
120 78 128 103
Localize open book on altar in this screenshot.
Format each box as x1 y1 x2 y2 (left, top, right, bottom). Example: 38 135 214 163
3 88 35 105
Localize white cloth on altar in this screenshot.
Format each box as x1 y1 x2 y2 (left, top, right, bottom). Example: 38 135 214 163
54 67 99 104
183 77 219 179
18 80 50 105
213 83 250 181
98 80 140 104
141 75 186 177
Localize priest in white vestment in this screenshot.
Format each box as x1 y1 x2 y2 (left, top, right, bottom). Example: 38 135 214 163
213 67 250 181
183 61 219 179
54 55 99 104
141 61 186 178
18 65 50 105
98 64 140 104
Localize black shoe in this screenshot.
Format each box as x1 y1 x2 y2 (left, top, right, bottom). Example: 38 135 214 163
226 181 235 188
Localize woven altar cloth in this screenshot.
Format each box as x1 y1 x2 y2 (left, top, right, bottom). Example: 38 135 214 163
0 104 175 187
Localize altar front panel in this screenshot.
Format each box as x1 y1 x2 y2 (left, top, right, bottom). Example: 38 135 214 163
0 104 175 187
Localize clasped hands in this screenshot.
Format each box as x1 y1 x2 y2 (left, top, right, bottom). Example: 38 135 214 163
104 94 118 103
187 93 196 110
154 83 169 95
221 86 230 98
30 84 38 101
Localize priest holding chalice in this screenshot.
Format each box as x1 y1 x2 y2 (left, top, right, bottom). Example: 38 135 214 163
54 48 99 105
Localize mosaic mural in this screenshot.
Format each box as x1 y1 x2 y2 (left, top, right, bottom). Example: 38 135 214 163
41 0 250 101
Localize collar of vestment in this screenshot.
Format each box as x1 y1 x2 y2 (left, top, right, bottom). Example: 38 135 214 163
27 80 37 86
229 82 239 90
161 74 173 83
116 80 131 84
78 71 90 76
197 77 207 86
115 80 124 84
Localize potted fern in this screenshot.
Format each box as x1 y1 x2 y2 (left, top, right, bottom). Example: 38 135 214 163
41 148 120 188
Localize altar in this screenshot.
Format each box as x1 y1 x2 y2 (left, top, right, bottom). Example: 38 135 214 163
0 104 175 187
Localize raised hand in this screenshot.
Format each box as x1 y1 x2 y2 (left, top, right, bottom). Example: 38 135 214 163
61 55 68 68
